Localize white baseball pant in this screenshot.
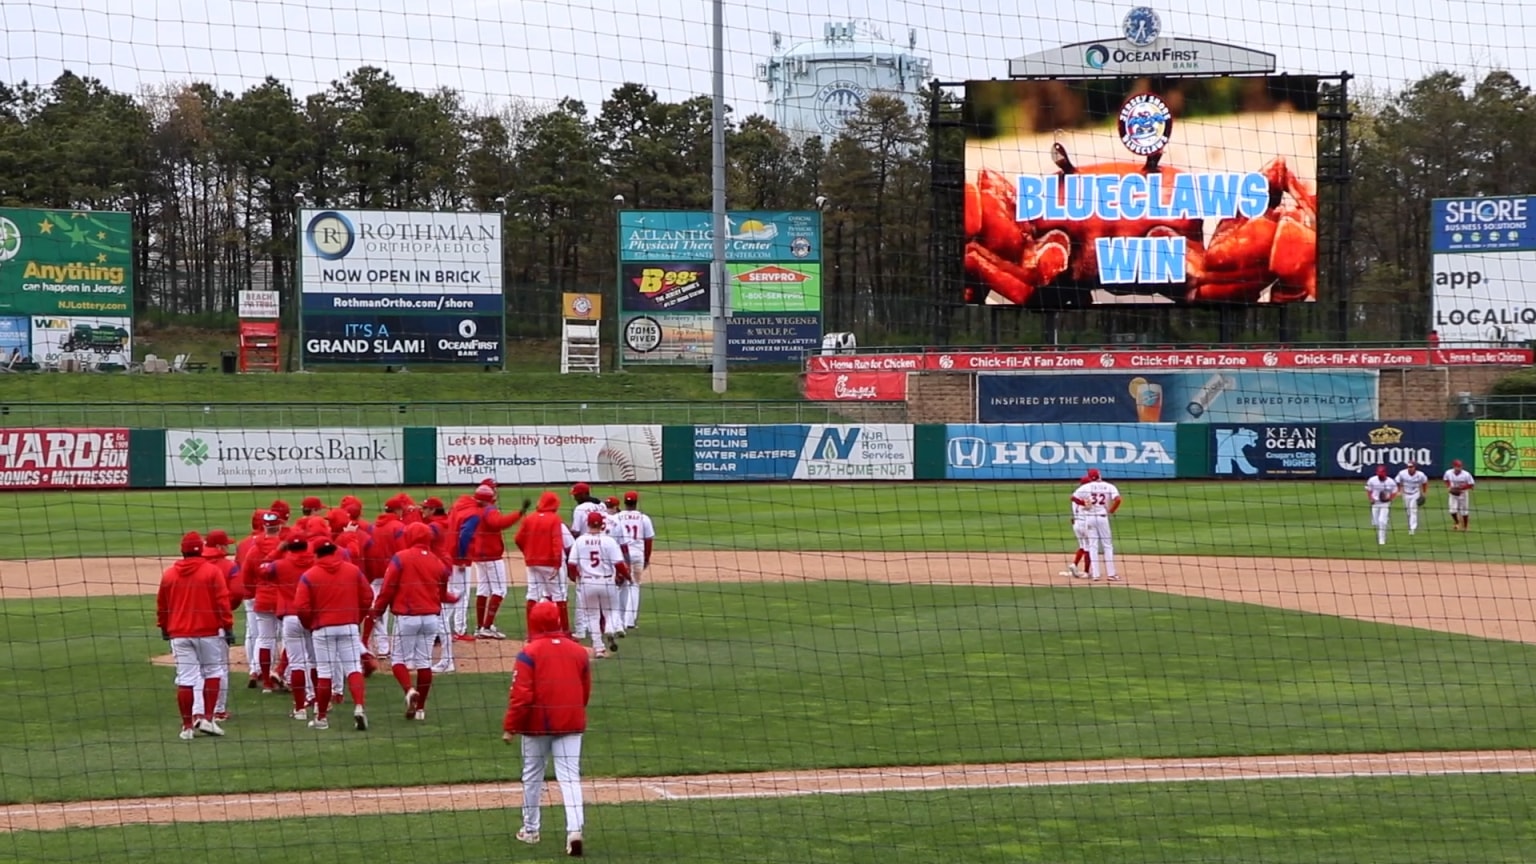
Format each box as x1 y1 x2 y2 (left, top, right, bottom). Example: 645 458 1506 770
369 579 393 654
1370 502 1390 544
1448 492 1470 516
242 599 257 676
526 565 568 603
393 614 442 671
619 560 644 629
193 634 233 717
444 565 471 635
521 733 584 836
1400 492 1422 532
477 559 509 597
312 624 363 685
252 610 279 677
576 579 619 647
170 636 224 688
1082 514 1116 579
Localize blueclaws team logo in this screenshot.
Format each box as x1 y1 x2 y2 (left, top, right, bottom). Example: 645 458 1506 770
305 211 355 261
1123 6 1162 47
1118 93 1172 157
1213 427 1259 475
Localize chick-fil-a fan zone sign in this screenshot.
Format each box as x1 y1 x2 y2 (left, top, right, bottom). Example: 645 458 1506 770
805 347 1533 375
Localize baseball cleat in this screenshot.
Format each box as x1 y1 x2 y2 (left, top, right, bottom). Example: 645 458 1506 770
353 705 368 731
516 830 540 845
405 688 420 719
308 718 329 730
247 676 260 689
566 831 583 857
413 709 425 721
603 634 619 654
483 625 507 640
289 709 308 721
178 727 196 741
212 712 230 722
195 718 225 737
452 634 476 643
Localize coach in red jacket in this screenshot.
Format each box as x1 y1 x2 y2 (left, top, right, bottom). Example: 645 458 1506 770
461 484 529 640
372 523 455 721
157 532 233 741
243 512 285 691
292 542 374 732
195 530 242 722
504 600 591 856
515 492 575 634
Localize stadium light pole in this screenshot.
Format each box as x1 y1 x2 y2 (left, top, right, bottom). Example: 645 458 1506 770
708 0 729 393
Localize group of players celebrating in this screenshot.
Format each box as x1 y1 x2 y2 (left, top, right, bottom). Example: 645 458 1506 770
154 480 655 740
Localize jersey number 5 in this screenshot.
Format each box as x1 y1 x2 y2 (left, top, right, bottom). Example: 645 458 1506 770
589 550 602 568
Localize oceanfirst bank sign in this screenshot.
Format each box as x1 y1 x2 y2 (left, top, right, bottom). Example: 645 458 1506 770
298 209 505 367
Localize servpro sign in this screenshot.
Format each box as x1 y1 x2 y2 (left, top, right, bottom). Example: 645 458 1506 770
0 428 130 489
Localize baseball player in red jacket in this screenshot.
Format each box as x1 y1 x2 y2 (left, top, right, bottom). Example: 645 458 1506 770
242 512 285 691
504 599 591 856
157 532 233 740
192 530 242 722
460 484 529 640
262 539 318 720
372 523 455 721
235 510 266 686
292 542 374 732
516 491 576 634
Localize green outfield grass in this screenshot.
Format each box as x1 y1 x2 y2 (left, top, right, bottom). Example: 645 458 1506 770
3 582 1534 804
9 480 1536 563
0 370 812 427
6 774 1535 863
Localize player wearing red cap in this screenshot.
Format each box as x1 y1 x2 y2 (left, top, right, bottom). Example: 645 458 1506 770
235 510 267 686
567 510 630 657
1061 475 1093 580
157 532 233 740
301 496 327 518
464 484 530 639
1069 469 1122 582
372 523 455 721
610 491 655 631
1443 459 1476 531
568 483 602 539
261 538 319 720
192 530 242 722
418 497 460 672
515 491 577 635
292 540 374 732
362 494 413 656
243 512 286 690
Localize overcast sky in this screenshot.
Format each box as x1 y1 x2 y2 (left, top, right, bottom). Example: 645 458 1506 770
2 0 1531 113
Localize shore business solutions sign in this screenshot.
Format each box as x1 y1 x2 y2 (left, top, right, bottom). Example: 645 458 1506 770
298 209 504 367
1430 196 1536 344
617 211 822 364
0 208 134 366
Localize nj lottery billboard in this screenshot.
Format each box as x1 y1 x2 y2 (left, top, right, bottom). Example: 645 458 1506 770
962 76 1319 308
1429 196 1536 344
298 209 504 367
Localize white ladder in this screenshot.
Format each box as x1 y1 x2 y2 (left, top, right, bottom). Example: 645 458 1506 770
561 321 601 374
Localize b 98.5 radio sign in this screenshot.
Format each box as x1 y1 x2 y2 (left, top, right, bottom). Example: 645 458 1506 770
621 263 709 312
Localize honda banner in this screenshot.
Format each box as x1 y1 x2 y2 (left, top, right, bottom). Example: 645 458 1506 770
807 346 1533 373
943 423 1177 480
0 428 130 489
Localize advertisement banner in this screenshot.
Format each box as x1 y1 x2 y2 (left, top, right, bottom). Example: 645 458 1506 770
692 424 914 481
300 314 502 365
728 263 822 312
618 211 822 262
726 314 822 363
1431 250 1536 344
0 316 28 358
0 428 129 489
300 292 504 314
806 346 1534 373
979 370 1378 424
1475 420 1536 477
803 371 909 401
561 292 602 321
620 263 710 313
943 423 1177 480
1209 424 1323 477
621 313 711 363
436 426 663 485
237 290 280 319
30 316 132 367
1320 422 1443 478
0 208 133 316
165 428 403 487
962 76 1319 307
1430 196 1534 253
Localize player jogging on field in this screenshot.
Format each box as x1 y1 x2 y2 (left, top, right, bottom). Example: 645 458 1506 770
568 511 630 657
1365 465 1399 545
1443 459 1476 531
157 532 232 740
505 599 592 857
372 523 455 722
1394 461 1430 535
292 541 374 732
1070 469 1122 581
610 491 654 631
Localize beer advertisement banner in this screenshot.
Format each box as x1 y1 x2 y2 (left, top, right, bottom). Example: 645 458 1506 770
962 76 1319 308
0 428 130 489
1320 422 1444 479
0 208 134 317
978 370 1378 424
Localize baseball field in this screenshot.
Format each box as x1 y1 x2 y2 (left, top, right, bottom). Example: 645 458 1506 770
2 475 1536 863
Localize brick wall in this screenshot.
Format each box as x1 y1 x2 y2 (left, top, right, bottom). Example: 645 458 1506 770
1377 365 1520 419
906 372 976 423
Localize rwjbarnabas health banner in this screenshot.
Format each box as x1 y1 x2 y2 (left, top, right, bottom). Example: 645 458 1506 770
165 428 403 487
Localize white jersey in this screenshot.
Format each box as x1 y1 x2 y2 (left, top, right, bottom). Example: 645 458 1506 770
571 500 603 537
1394 469 1429 497
567 533 626 581
1070 499 1084 521
560 523 576 550
611 509 656 563
1443 469 1475 491
1365 476 1398 502
1071 481 1121 516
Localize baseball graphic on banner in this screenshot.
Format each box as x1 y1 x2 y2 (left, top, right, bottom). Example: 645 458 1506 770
596 427 664 483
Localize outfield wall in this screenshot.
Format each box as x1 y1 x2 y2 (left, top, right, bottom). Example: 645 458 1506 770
2 420 1530 489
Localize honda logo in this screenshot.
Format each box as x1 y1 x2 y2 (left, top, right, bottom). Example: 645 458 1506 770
948 437 986 468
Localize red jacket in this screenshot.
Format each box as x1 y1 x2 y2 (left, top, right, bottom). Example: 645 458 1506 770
263 543 316 618
372 525 453 617
466 503 525 562
203 549 244 608
446 495 480 565
242 532 285 613
362 513 405 581
427 512 452 561
157 557 234 638
514 492 568 567
504 603 590 736
292 555 373 631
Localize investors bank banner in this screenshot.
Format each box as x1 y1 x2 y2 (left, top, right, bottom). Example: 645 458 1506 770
165 428 403 487
978 370 1378 424
298 209 504 367
618 210 822 365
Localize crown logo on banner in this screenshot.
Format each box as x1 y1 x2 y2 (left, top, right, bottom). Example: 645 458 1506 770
1368 425 1404 445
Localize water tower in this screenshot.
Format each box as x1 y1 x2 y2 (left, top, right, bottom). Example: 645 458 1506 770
756 21 934 143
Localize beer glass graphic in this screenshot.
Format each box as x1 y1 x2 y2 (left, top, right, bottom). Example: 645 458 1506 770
1129 377 1164 422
